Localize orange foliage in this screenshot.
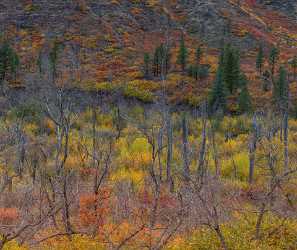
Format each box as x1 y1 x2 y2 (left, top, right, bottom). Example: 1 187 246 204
138 187 177 211
79 168 97 179
79 188 111 229
130 7 143 16
0 208 19 225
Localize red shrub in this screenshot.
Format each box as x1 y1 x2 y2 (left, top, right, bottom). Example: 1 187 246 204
0 208 19 225
246 0 256 7
79 188 110 228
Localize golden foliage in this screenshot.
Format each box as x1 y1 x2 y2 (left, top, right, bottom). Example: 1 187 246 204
40 235 105 250
167 212 297 250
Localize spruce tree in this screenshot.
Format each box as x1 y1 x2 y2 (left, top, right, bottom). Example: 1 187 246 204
196 46 203 66
163 46 171 76
238 74 252 113
290 55 297 81
209 52 226 112
143 52 150 79
256 44 264 75
0 42 9 83
153 46 160 77
49 39 62 81
262 70 271 91
158 44 165 76
274 66 288 109
177 34 188 73
37 51 42 75
274 66 289 172
223 44 240 94
269 46 279 80
153 44 170 77
187 65 197 79
0 41 19 84
9 49 19 81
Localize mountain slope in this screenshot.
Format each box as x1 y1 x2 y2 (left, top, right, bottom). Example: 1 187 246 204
0 0 297 107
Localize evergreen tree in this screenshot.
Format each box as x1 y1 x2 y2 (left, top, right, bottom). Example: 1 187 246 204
153 46 160 77
274 66 288 110
209 52 226 112
49 39 62 81
256 44 264 75
10 49 19 81
158 44 165 76
143 52 150 79
196 46 203 66
222 44 240 94
37 51 42 75
293 102 297 119
262 69 271 91
153 44 170 77
290 55 297 81
238 73 252 113
269 46 279 79
177 34 188 73
238 86 252 113
210 44 246 112
164 46 171 76
0 42 10 83
187 65 197 79
0 41 19 84
188 64 209 80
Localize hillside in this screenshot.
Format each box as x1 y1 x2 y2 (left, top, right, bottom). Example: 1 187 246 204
1 1 297 97
2 1 297 250
0 0 297 110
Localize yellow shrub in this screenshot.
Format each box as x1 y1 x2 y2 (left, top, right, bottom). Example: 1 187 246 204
221 152 252 181
2 240 27 250
110 168 145 187
220 116 250 136
123 80 158 103
186 93 205 107
222 139 242 156
40 235 105 250
24 123 39 135
94 82 118 92
116 137 151 169
167 212 297 250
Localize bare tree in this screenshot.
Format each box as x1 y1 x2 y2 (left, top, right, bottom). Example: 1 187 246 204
198 102 207 181
181 112 190 181
44 86 77 236
254 114 296 239
166 112 174 191
249 114 260 184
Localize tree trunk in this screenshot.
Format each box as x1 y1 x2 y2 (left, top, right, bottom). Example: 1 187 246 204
248 139 256 184
157 128 163 182
214 226 228 250
92 107 97 193
283 111 289 172
62 176 73 235
255 203 266 239
249 115 259 184
166 112 173 192
198 118 207 180
182 114 190 181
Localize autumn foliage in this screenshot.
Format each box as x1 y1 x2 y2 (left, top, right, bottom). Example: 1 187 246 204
79 188 111 229
0 208 18 225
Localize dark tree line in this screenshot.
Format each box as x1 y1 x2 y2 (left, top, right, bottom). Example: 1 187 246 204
0 41 19 93
209 44 251 114
143 34 209 80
